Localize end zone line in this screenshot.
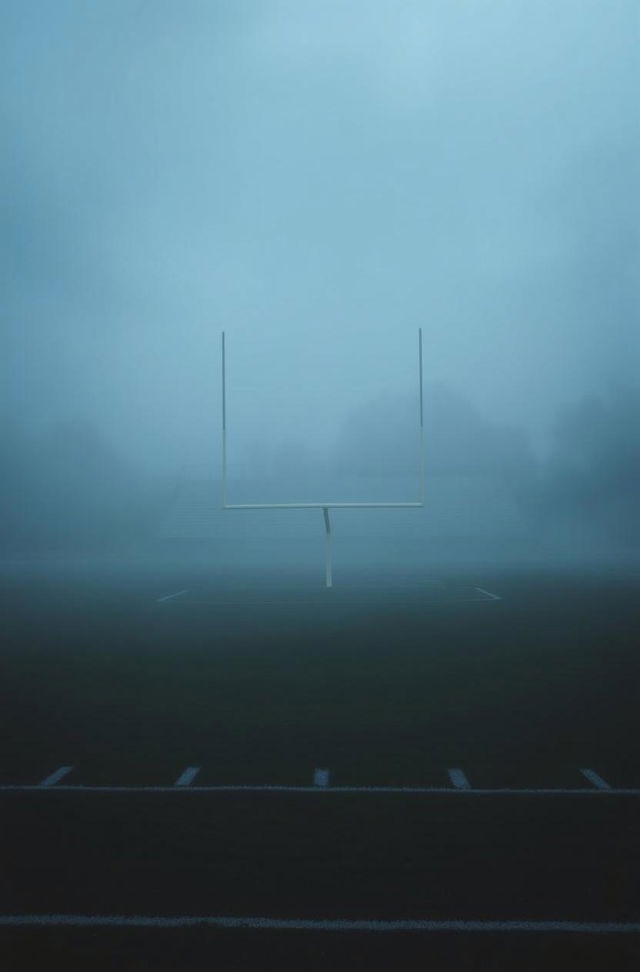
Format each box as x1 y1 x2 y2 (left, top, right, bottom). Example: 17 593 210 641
0 914 639 933
2 784 640 795
156 589 189 603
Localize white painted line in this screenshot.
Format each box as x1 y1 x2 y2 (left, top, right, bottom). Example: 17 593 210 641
39 766 73 787
165 587 503 611
156 589 189 603
474 587 502 601
448 768 470 790
174 767 200 787
580 769 611 790
8 784 638 795
0 914 639 933
161 589 499 607
314 768 330 787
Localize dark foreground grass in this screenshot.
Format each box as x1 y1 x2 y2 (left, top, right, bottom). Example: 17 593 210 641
0 559 639 969
4 928 639 972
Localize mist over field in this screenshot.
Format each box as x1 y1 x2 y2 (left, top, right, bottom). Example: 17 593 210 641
2 0 638 561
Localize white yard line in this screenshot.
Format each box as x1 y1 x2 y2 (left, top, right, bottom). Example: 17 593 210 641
473 587 502 601
313 768 330 787
580 769 611 790
448 769 471 790
0 914 638 933
39 766 73 787
156 589 189 603
2 784 639 795
174 767 200 787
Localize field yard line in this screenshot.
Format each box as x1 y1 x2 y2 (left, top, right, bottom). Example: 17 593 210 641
2 784 640 795
580 769 611 790
156 587 189 604
473 587 502 601
39 766 73 787
0 914 639 933
156 589 189 603
174 767 200 787
448 769 471 790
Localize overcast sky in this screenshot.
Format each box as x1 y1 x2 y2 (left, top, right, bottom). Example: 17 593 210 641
2 0 638 477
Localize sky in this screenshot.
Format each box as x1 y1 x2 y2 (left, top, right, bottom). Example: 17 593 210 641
2 0 638 481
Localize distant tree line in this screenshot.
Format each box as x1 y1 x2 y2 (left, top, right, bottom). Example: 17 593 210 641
0 384 637 553
331 383 639 549
0 418 168 551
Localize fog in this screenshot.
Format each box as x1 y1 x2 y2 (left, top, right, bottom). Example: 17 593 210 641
2 1 638 562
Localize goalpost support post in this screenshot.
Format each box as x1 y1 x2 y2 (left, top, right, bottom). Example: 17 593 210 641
221 330 425 586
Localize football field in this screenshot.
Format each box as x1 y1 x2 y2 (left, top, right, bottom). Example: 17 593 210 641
1 558 639 969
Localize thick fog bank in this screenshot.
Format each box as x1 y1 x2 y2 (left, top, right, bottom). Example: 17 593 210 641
2 2 637 564
2 383 637 562
0 417 170 552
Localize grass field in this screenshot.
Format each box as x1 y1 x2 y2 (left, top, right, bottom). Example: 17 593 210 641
1 556 639 969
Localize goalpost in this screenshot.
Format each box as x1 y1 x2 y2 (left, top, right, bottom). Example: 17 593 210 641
221 330 425 587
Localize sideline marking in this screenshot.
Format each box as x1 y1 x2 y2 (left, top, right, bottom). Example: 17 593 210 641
448 768 470 790
156 589 189 603
314 768 330 787
39 766 73 787
174 767 200 787
3 784 640 795
580 769 611 791
474 587 502 601
0 914 639 933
